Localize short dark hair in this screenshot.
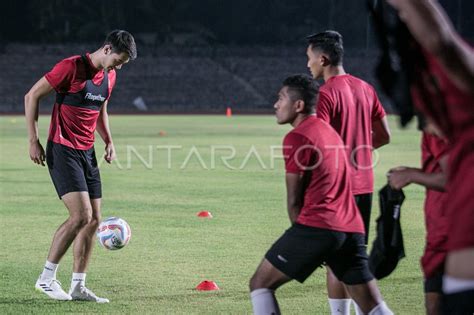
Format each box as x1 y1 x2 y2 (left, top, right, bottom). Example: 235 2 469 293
306 30 344 66
103 30 137 60
282 74 319 114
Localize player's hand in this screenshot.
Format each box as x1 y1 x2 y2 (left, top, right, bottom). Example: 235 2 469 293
104 142 116 163
387 167 413 190
29 140 45 166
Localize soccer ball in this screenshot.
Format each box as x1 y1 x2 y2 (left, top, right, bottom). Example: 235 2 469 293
96 217 131 250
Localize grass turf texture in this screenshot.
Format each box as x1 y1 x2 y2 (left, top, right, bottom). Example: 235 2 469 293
0 115 425 314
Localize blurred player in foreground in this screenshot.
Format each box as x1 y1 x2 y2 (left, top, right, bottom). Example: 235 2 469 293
386 0 474 313
389 117 449 315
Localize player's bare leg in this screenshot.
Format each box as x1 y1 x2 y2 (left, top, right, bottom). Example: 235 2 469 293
425 292 441 315
445 248 474 279
346 280 393 315
327 267 352 314
72 197 101 273
36 191 93 300
69 196 108 303
249 259 291 315
327 267 350 298
47 192 94 263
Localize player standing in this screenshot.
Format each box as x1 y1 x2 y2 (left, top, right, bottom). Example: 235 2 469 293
388 119 449 315
387 1 474 313
249 74 392 315
306 30 391 315
24 30 137 302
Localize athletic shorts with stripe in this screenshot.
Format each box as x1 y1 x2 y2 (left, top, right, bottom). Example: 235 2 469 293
265 223 374 284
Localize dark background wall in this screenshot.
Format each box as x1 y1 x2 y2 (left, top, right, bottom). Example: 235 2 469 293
3 0 473 46
1 0 472 113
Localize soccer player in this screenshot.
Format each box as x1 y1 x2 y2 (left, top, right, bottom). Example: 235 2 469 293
386 1 474 314
388 118 449 315
249 74 393 315
306 30 391 314
24 30 137 302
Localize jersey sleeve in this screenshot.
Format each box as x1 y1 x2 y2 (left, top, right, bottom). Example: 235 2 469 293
283 132 318 174
106 70 117 101
316 90 332 122
428 134 449 160
44 59 76 93
370 87 386 121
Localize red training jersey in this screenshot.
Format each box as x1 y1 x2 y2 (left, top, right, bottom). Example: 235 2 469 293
420 132 449 278
45 53 116 150
283 115 365 234
411 51 474 251
317 74 386 195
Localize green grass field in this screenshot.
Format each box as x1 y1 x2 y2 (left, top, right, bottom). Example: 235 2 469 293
0 115 426 314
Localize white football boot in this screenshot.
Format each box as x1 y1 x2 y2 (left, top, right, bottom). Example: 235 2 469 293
69 283 109 303
35 277 72 301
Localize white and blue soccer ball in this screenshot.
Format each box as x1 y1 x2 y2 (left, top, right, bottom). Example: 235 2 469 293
97 217 131 250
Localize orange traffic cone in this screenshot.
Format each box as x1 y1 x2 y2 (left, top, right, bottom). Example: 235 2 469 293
226 107 232 117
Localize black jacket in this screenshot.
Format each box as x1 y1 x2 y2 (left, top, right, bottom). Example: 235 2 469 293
369 184 406 280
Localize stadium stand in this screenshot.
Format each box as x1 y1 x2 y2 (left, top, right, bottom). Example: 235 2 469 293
0 44 390 113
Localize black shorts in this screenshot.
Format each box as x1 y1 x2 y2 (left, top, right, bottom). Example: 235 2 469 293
424 271 443 293
46 141 102 199
354 193 372 244
265 224 374 284
442 289 474 314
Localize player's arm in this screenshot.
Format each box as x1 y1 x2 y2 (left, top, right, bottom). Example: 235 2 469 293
372 116 391 149
388 155 448 191
96 100 116 163
315 91 331 122
285 173 305 224
24 77 54 166
387 0 474 93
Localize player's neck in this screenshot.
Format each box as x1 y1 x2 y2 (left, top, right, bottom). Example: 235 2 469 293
323 66 346 81
291 114 313 128
89 50 104 70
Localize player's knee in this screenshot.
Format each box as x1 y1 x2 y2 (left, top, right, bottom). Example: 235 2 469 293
69 217 87 231
89 217 100 230
82 210 93 225
90 212 101 226
249 273 275 292
249 274 257 291
249 273 262 291
79 216 91 228
70 210 93 228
